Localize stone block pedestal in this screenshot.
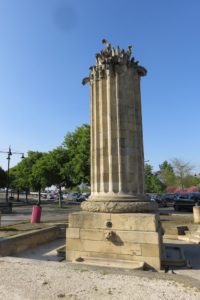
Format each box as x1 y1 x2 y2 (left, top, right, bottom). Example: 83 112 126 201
193 206 200 224
66 212 162 270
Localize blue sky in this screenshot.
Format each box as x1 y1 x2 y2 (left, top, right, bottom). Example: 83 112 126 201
0 0 200 172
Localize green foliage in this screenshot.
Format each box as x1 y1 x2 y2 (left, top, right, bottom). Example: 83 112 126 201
31 147 72 189
30 153 49 191
144 164 165 193
0 166 6 188
158 161 176 187
8 125 90 198
181 175 200 188
63 124 90 186
6 125 89 205
10 151 44 192
171 158 194 189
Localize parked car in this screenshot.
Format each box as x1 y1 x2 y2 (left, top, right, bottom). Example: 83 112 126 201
83 192 90 199
63 194 69 199
145 194 165 207
151 193 175 207
66 193 80 201
76 194 87 203
160 193 177 207
174 193 200 211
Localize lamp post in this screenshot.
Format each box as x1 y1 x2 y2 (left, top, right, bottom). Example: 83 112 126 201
0 146 24 202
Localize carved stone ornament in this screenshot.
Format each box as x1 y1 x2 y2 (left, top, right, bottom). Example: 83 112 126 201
82 39 147 85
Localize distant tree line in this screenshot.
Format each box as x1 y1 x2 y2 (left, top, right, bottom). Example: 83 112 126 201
145 159 200 194
0 124 90 206
0 123 200 203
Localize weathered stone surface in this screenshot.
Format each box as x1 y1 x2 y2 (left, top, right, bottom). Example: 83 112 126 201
82 40 152 213
88 193 147 202
73 256 145 270
81 200 158 213
66 41 162 270
0 226 60 256
193 206 200 224
111 213 159 231
72 228 159 244
68 212 159 231
68 227 158 244
66 212 162 270
67 239 142 256
67 250 160 270
68 212 112 229
66 228 80 239
80 229 105 241
141 244 160 257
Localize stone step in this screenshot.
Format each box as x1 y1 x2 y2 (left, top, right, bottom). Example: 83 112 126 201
73 256 144 270
163 225 189 236
178 235 190 242
188 237 200 244
56 245 66 257
164 234 178 240
186 231 200 238
178 234 200 244
187 225 200 231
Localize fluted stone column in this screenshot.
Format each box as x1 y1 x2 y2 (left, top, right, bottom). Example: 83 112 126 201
81 40 157 213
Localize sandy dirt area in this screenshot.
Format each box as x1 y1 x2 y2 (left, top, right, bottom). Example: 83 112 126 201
0 230 200 300
0 254 200 300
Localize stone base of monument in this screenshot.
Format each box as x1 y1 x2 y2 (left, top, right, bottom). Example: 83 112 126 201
66 212 162 270
72 256 144 270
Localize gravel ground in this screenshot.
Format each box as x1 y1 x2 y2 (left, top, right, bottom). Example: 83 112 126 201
0 256 200 300
0 228 200 300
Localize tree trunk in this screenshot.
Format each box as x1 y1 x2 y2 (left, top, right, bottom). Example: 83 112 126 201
25 189 28 204
37 189 41 206
17 189 20 201
58 185 62 208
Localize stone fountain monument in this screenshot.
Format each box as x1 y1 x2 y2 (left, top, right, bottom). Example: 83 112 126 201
66 40 162 270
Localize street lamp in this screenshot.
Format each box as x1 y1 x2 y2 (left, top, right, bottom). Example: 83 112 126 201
0 146 24 202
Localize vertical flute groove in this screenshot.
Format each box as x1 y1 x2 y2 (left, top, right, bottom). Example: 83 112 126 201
99 79 104 192
115 72 122 193
107 74 113 193
90 83 94 192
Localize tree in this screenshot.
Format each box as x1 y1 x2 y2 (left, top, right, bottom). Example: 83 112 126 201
29 152 48 205
31 147 71 207
158 161 176 188
0 166 6 188
10 151 45 202
144 163 165 193
9 166 22 201
171 158 194 190
63 124 90 186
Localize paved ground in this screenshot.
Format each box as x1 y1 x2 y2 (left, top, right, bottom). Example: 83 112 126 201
0 201 80 226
